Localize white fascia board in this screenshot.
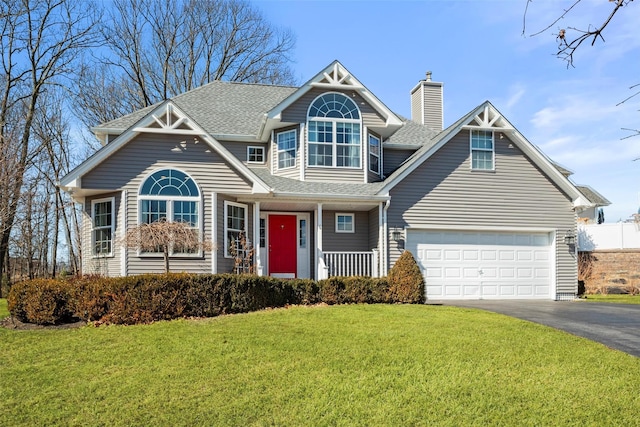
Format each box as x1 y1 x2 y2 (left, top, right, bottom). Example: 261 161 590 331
406 224 557 233
270 192 389 202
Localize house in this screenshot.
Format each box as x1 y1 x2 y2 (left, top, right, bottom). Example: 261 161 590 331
553 164 610 224
60 60 602 300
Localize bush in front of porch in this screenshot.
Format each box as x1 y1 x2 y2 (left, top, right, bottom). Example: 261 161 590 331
7 272 424 326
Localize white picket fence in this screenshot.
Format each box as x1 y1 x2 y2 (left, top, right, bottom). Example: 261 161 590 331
578 223 640 251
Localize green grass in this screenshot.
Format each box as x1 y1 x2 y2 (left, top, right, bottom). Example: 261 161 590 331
581 294 640 304
0 298 7 319
1 304 639 426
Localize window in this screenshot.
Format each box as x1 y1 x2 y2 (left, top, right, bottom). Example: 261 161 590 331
139 169 200 255
335 213 354 233
92 198 115 256
259 217 266 248
299 219 306 248
308 93 361 168
277 130 296 169
247 146 265 163
471 130 494 170
369 134 380 174
224 201 247 257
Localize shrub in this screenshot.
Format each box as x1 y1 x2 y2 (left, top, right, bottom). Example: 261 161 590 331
7 279 75 325
388 251 425 303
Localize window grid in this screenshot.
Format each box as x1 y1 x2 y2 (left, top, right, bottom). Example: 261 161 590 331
307 93 361 168
92 199 114 256
335 213 354 233
224 202 247 257
277 130 297 169
369 134 380 174
471 130 494 170
247 146 265 163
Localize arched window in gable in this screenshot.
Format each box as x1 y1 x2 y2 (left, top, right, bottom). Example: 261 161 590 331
307 93 361 168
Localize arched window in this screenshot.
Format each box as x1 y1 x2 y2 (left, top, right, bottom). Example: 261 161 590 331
307 93 361 168
139 169 200 253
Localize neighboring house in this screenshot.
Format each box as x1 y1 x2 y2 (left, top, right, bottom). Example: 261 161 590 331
553 164 611 224
60 60 602 300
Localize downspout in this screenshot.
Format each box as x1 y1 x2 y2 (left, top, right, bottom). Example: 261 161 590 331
383 199 391 275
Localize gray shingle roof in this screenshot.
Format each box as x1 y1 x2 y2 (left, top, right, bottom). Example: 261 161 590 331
552 162 573 177
384 118 439 146
95 81 297 136
250 167 385 196
576 185 611 206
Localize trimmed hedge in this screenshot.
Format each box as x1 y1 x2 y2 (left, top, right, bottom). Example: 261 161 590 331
7 272 422 326
388 250 425 303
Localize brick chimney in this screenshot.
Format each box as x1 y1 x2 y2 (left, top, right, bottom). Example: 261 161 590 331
410 71 443 131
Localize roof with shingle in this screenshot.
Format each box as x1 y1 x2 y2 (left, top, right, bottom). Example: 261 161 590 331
95 81 297 136
576 185 611 206
384 118 439 146
249 167 386 196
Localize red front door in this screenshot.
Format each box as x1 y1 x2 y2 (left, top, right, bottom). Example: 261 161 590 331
268 215 297 277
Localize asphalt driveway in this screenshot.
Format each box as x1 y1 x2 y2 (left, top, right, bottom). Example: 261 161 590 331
444 300 640 357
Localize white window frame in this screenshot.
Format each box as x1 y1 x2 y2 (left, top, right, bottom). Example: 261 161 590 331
91 197 115 258
277 129 297 169
368 134 381 174
247 146 265 164
138 169 203 257
224 200 248 258
470 130 495 171
307 93 362 169
335 213 355 233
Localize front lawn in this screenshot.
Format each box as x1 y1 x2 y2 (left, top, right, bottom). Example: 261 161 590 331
581 294 640 304
1 303 639 426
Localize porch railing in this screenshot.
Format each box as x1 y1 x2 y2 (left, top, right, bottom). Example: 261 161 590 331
323 250 378 277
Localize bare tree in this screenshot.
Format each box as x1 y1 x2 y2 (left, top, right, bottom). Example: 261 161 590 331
523 0 638 138
120 219 213 273
0 0 100 293
73 0 296 128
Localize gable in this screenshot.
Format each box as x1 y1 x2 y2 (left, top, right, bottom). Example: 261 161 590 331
82 133 253 195
389 129 575 229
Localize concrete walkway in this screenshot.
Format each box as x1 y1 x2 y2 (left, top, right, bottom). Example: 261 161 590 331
443 300 640 358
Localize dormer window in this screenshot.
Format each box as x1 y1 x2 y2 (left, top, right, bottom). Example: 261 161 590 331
307 93 361 168
470 130 494 170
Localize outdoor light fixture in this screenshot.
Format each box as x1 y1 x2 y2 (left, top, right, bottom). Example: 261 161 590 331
564 230 576 245
392 227 403 242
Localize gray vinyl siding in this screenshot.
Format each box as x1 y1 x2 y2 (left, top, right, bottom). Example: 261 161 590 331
82 192 122 277
81 133 254 275
410 82 443 131
305 168 362 182
368 207 379 250
220 140 268 166
388 130 577 294
383 148 415 177
322 211 370 252
410 87 422 125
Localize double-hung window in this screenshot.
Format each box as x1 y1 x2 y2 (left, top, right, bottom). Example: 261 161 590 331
224 201 247 257
308 93 361 168
92 198 115 257
471 130 494 170
369 134 380 174
139 169 200 255
277 130 296 169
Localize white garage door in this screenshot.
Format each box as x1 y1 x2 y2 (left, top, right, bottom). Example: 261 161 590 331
406 230 553 300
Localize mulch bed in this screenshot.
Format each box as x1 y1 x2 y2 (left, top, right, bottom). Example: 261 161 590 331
0 316 87 330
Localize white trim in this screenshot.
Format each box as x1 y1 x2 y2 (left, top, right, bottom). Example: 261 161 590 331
276 128 297 170
223 200 248 258
120 191 128 276
335 213 355 233
91 197 116 258
299 123 305 181
137 168 203 258
211 192 217 274
254 201 262 275
368 133 381 176
247 146 265 164
469 129 495 171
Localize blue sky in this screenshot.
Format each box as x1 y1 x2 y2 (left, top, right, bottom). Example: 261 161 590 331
255 0 640 222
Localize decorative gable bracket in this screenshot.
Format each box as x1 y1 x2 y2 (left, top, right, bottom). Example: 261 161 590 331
310 62 364 90
133 103 201 135
462 105 512 131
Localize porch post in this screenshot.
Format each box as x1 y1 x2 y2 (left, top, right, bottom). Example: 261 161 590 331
211 192 217 274
316 202 328 280
254 201 262 275
378 201 384 278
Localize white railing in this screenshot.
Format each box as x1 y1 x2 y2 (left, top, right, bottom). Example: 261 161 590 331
578 223 640 251
323 250 378 277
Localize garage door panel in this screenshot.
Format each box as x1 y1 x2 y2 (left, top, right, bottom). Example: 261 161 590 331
407 230 553 300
